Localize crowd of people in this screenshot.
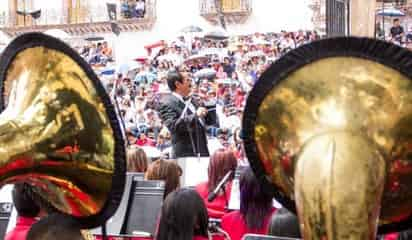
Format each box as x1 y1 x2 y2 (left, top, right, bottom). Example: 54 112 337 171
103 30 321 162
120 0 146 19
79 41 114 67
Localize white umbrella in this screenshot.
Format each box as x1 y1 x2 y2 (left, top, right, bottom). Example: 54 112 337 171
204 28 229 40
377 8 405 17
44 29 71 40
194 68 217 80
181 25 203 33
245 50 265 59
116 61 142 76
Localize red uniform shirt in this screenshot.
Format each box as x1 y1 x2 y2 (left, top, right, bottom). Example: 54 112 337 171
5 216 37 240
195 181 232 219
221 208 276 240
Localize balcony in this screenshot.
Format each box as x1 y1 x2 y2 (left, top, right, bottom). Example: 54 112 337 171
0 0 156 37
200 0 252 25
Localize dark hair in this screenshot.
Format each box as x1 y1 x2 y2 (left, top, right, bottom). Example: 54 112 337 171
156 188 209 240
268 208 301 238
145 159 182 198
240 167 273 230
12 183 40 218
26 214 85 240
207 149 238 191
166 69 183 91
126 146 148 172
394 18 400 22
397 229 412 240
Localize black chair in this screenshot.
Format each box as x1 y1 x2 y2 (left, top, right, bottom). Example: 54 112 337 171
242 234 300 240
0 202 13 239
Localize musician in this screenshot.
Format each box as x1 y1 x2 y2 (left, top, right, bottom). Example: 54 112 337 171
158 69 213 158
195 149 238 219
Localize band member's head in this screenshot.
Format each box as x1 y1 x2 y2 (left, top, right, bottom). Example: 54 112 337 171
207 149 238 191
12 183 41 218
27 214 85 240
167 69 192 97
157 188 209 240
145 159 182 198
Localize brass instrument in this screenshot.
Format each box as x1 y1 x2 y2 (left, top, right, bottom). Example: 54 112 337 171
0 33 125 228
243 37 412 239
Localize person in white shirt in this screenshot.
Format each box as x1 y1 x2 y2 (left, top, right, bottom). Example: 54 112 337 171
135 0 145 18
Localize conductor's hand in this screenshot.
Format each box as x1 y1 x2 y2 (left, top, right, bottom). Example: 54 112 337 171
196 107 208 118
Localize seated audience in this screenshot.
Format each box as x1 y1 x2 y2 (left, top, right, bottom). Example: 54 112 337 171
136 132 156 147
145 159 182 198
135 0 145 18
126 146 149 172
5 183 41 240
268 208 301 238
156 188 209 240
221 167 276 240
195 149 238 219
26 214 86 240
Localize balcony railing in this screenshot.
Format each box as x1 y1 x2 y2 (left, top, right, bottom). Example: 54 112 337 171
0 0 156 28
200 0 252 16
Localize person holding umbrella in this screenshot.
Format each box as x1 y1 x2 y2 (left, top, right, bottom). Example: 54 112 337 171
390 18 404 45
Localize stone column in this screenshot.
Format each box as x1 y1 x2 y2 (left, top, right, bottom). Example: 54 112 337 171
8 0 17 26
350 0 376 37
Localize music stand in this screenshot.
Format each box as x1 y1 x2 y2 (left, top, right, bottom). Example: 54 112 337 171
242 234 300 240
91 172 144 236
0 203 12 239
121 180 165 236
228 166 247 210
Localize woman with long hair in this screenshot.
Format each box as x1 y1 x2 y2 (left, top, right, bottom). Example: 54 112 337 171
156 188 209 240
221 167 276 240
145 159 182 198
195 148 238 219
268 208 301 238
126 146 148 172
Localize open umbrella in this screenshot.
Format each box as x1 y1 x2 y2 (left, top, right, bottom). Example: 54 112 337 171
204 29 229 41
216 78 238 85
377 8 405 17
134 56 149 63
117 61 142 76
85 36 105 42
245 50 265 59
194 68 217 80
181 25 203 33
184 54 209 65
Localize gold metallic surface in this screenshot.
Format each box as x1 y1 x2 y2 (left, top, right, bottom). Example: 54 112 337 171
295 132 385 239
0 47 115 217
255 57 412 238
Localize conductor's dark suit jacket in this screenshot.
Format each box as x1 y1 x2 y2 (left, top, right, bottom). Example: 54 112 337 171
158 93 214 158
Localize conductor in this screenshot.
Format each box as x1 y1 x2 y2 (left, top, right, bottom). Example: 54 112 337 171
158 69 213 159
